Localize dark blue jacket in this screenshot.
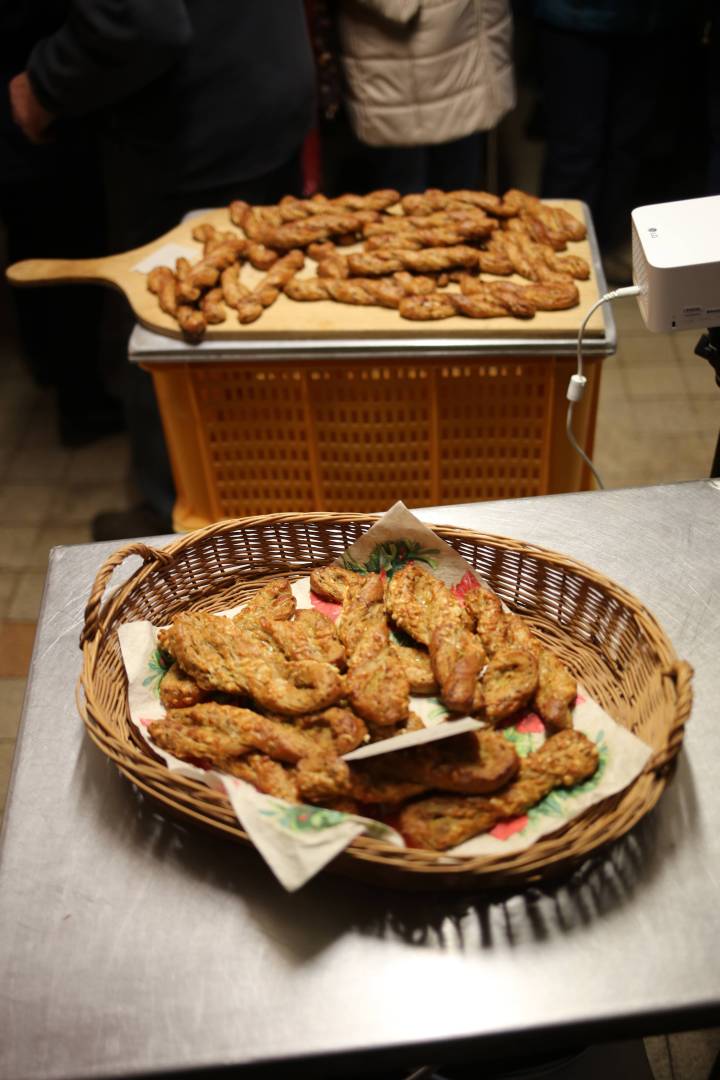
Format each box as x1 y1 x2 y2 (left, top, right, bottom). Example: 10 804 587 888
15 0 315 191
534 0 696 34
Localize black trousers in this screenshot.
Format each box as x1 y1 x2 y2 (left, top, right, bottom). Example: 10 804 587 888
537 23 679 250
355 131 487 196
0 125 110 428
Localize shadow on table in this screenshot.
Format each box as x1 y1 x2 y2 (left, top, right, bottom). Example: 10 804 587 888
77 736 697 963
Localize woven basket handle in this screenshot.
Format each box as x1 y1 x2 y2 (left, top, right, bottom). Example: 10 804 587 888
646 659 694 774
81 542 173 647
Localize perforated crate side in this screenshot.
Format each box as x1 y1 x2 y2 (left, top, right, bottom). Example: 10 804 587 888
149 356 584 529
434 358 553 503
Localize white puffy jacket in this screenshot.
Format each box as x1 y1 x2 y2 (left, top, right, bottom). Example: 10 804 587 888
336 0 515 147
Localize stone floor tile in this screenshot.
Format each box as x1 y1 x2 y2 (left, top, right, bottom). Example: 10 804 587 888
0 391 42 449
0 343 27 378
0 677 27 738
632 398 705 437
679 358 719 396
643 1036 672 1080
616 333 678 369
622 362 686 400
596 362 629 403
612 297 652 336
0 526 41 570
0 621 37 677
665 1028 720 1080
8 571 48 621
689 398 720 434
671 328 706 362
0 483 58 525
0 445 14 481
5 443 74 484
594 432 711 490
0 571 19 618
16 395 62 450
688 432 717 477
66 434 130 484
0 739 17 820
50 482 131 525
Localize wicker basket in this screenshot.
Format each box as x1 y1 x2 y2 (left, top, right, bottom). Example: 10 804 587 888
78 512 692 890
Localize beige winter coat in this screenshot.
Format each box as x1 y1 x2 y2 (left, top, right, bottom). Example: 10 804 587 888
336 0 515 147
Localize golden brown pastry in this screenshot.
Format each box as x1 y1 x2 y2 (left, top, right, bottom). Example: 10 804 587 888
385 562 471 645
264 609 346 669
225 753 300 801
481 647 539 722
147 266 178 315
521 281 580 311
175 305 207 341
284 277 331 302
429 618 487 713
233 579 297 628
163 611 281 695
451 292 511 320
245 658 344 716
149 188 587 338
292 706 368 755
220 263 251 307
332 189 401 211
337 573 389 659
150 702 315 764
463 587 507 655
360 728 518 796
246 242 279 270
535 649 577 730
346 647 410 728
309 564 360 603
200 287 226 324
159 663 209 709
397 293 457 320
390 643 438 694
324 278 380 305
397 729 599 849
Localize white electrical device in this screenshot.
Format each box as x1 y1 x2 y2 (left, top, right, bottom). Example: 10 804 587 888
631 194 720 331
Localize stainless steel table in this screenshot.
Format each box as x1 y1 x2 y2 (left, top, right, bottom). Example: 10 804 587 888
2 481 719 1080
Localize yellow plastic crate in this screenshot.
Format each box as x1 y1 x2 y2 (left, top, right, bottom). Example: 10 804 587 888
144 353 602 532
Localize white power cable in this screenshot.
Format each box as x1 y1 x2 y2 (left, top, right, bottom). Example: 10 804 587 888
566 285 642 490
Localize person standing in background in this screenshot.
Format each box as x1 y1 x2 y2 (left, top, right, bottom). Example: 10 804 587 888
0 2 122 448
334 0 515 194
9 0 316 539
533 0 705 283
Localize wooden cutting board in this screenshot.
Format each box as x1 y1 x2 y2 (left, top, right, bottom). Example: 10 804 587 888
5 201 606 342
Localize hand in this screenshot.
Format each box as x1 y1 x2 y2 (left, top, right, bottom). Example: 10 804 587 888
9 72 55 144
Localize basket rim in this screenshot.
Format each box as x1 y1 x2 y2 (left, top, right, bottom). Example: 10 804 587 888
83 509 680 651
79 511 693 887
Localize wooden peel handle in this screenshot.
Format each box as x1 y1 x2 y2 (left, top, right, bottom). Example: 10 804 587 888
5 257 111 287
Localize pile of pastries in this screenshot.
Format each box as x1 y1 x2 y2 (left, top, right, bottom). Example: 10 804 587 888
146 188 591 341
148 564 599 850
